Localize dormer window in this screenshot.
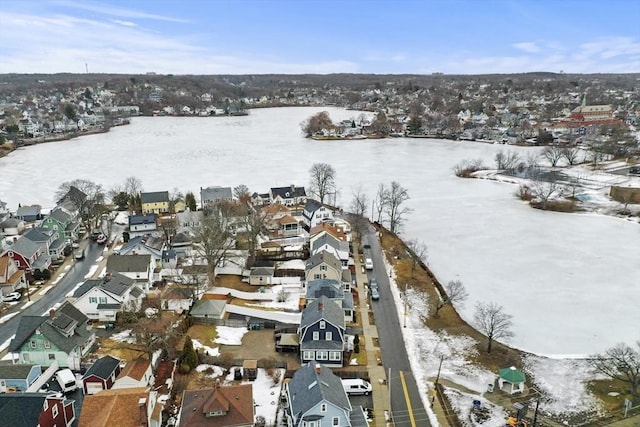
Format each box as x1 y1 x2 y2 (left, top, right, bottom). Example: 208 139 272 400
205 410 226 417
319 321 326 329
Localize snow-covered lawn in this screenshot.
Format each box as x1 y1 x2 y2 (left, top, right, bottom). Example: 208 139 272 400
213 326 248 345
191 338 220 357
111 329 136 344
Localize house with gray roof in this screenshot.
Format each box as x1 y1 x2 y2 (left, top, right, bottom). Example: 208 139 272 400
298 296 345 367
117 235 164 263
310 233 350 267
306 279 354 323
189 299 227 322
305 251 343 283
0 392 76 427
302 199 336 231
0 216 25 236
0 363 42 393
40 207 80 241
128 213 158 238
15 205 42 223
81 355 121 394
200 186 233 209
270 185 307 206
284 361 366 427
1 234 51 276
140 191 170 215
106 254 153 290
9 301 96 370
23 227 66 261
71 272 143 321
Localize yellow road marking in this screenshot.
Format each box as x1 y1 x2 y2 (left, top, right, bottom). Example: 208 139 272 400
400 371 417 427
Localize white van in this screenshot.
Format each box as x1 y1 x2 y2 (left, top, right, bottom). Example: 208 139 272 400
342 378 372 395
364 258 374 270
55 369 78 393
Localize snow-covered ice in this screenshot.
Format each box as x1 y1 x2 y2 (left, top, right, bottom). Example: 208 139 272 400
0 107 637 355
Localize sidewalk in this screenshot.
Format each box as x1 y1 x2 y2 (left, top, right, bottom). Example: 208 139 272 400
353 238 450 427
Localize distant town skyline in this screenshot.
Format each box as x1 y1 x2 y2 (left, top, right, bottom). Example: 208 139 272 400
0 0 638 75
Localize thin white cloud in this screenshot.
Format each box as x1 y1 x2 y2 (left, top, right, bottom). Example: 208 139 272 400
513 42 540 53
51 0 189 23
112 19 136 27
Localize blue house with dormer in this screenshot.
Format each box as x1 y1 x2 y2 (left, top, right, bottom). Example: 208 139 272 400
298 296 345 367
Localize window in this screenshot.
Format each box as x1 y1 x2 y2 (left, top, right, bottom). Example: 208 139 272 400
325 332 332 341
43 399 48 410
89 297 97 303
329 351 341 361
44 340 51 348
48 354 56 360
30 340 37 349
99 297 107 304
319 321 326 329
320 265 327 271
316 351 328 360
302 351 314 361
22 353 29 362
321 403 327 412
314 274 322 280
52 404 58 418
312 331 319 341
333 417 340 426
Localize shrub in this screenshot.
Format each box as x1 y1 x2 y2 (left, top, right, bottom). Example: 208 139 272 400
515 184 532 201
179 363 191 374
453 159 487 177
354 334 360 345
354 344 360 354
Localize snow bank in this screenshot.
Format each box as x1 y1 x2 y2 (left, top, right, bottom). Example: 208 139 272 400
213 326 248 345
191 338 220 356
111 329 136 344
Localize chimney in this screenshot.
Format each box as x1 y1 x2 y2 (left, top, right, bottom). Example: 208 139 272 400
315 364 321 374
49 309 56 319
318 302 323 311
104 272 112 282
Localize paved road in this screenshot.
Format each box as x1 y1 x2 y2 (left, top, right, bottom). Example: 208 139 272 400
362 228 431 427
0 239 105 349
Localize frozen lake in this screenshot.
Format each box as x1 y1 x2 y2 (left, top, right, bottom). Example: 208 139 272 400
1 106 638 356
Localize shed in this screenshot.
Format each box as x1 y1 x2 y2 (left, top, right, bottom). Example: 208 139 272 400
498 366 526 394
249 266 274 286
242 359 257 381
81 355 121 394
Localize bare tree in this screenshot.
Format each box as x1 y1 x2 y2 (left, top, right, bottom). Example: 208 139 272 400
473 301 514 353
542 146 564 167
124 176 143 198
309 162 336 204
349 185 369 236
300 111 335 137
56 179 105 232
562 146 581 165
193 206 235 286
233 184 251 205
494 150 521 171
407 239 428 278
530 174 566 210
169 187 183 214
386 181 412 234
159 215 178 246
242 205 266 266
374 183 388 223
525 151 540 169
589 341 640 404
434 279 468 317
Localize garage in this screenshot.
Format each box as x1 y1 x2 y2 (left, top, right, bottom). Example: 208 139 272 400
85 381 105 395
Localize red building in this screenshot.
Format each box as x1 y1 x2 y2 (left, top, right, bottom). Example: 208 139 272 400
0 393 75 427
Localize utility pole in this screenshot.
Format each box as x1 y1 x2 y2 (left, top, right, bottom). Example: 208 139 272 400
403 282 408 328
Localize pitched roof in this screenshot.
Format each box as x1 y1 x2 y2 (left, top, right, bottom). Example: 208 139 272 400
48 207 72 224
200 186 233 204
305 251 342 273
74 272 135 298
128 214 157 226
179 384 254 427
306 279 344 300
15 205 41 218
78 387 150 427
140 191 169 204
106 254 151 273
310 223 347 241
303 199 323 214
4 236 40 258
0 393 50 427
82 355 121 380
190 299 226 317
271 185 306 200
287 362 351 422
300 296 345 330
118 357 151 381
311 233 341 252
499 367 526 384
8 316 47 352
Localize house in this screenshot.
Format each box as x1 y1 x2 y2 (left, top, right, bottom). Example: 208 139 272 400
305 251 343 283
176 210 202 235
170 232 193 257
309 222 347 242
113 357 154 389
106 254 153 290
251 191 271 206
72 272 144 321
189 298 227 322
0 392 76 427
270 185 307 206
1 235 52 276
78 387 161 427
140 191 170 215
306 279 354 323
161 285 193 313
162 248 177 269
22 227 66 261
56 185 87 217
127 214 158 238
284 361 363 427
0 256 28 293
39 207 80 241
8 301 96 370
178 384 254 427
0 363 42 393
117 235 164 264
14 205 42 223
249 266 274 286
302 200 335 231
310 233 350 267
0 216 25 236
81 355 122 394
298 296 346 367
276 214 302 237
200 186 233 209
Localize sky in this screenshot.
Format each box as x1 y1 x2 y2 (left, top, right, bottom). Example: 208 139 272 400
0 0 638 75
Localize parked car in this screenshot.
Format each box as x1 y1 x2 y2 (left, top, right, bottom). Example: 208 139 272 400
2 292 22 302
342 378 372 395
96 234 107 245
365 258 374 270
370 286 380 301
629 166 640 175
74 248 85 260
55 369 78 394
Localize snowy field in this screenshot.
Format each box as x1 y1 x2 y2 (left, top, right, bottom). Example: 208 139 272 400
0 107 638 355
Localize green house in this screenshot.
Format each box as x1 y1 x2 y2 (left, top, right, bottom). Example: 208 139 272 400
40 207 80 241
8 301 95 371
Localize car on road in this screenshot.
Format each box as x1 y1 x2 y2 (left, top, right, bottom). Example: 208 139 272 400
74 248 85 260
365 258 374 270
370 287 380 300
2 291 22 302
96 234 107 245
630 166 640 175
71 242 80 249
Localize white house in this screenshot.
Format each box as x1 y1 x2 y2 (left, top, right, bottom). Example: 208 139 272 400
128 214 158 238
113 357 154 389
106 254 153 291
71 273 144 321
302 200 335 231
